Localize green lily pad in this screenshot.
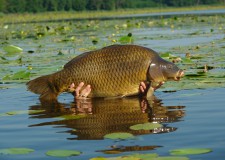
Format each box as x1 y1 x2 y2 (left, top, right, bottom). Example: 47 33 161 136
90 157 108 160
6 111 26 115
0 148 34 155
104 132 134 140
154 156 189 160
46 149 81 157
130 122 162 130
170 148 212 155
2 70 30 80
127 153 158 160
0 113 8 117
119 33 134 44
3 45 23 54
6 110 44 116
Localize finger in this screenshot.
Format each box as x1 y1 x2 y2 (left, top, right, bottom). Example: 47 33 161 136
70 83 75 88
68 83 75 92
139 86 145 93
75 82 85 97
140 82 146 90
80 85 91 97
70 83 75 90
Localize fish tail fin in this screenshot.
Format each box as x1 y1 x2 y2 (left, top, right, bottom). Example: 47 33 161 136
26 74 58 101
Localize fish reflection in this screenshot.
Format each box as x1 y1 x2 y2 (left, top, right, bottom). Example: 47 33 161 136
29 96 185 140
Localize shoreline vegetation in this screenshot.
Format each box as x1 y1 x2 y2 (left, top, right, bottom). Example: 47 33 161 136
1 5 225 24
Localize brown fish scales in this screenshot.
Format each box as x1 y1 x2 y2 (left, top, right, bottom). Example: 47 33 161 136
27 45 184 101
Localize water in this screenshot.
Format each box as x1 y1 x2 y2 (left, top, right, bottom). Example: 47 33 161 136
1 85 225 159
1 10 225 159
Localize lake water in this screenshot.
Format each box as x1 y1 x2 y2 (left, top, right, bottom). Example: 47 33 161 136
0 10 225 159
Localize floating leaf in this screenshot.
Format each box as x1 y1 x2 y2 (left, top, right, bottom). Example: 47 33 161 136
0 148 34 155
170 148 212 155
46 149 81 157
118 33 134 44
108 157 139 160
160 52 170 58
90 157 107 160
181 58 193 64
2 70 30 80
104 132 134 140
5 110 44 116
0 113 8 117
3 45 23 54
160 52 177 59
130 122 162 130
127 153 158 160
6 110 29 115
154 156 189 160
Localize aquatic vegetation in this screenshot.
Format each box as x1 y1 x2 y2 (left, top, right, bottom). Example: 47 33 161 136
0 148 34 155
130 122 162 130
3 45 23 54
104 132 135 140
1 14 225 91
170 148 212 155
45 149 81 157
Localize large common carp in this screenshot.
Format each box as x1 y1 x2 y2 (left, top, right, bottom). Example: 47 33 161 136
27 45 184 101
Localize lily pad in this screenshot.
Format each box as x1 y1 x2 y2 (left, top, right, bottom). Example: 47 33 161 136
154 156 189 160
0 113 8 117
90 157 108 160
118 33 134 44
3 45 23 54
130 122 162 130
2 70 30 80
5 110 44 116
127 153 158 160
0 148 34 155
46 149 81 157
104 132 134 140
170 148 212 155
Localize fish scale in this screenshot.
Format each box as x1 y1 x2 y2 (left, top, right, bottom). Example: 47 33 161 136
57 45 153 97
27 44 183 101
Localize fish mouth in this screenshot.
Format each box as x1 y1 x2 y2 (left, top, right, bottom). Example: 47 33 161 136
174 70 184 81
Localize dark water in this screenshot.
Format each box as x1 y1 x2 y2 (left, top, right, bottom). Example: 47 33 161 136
0 84 225 159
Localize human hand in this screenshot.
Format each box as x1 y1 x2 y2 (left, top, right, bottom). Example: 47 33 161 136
69 82 91 99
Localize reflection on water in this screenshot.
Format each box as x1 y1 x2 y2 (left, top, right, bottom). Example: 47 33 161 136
28 96 185 140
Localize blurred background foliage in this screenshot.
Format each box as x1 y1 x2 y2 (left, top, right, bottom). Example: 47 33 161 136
0 0 224 13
